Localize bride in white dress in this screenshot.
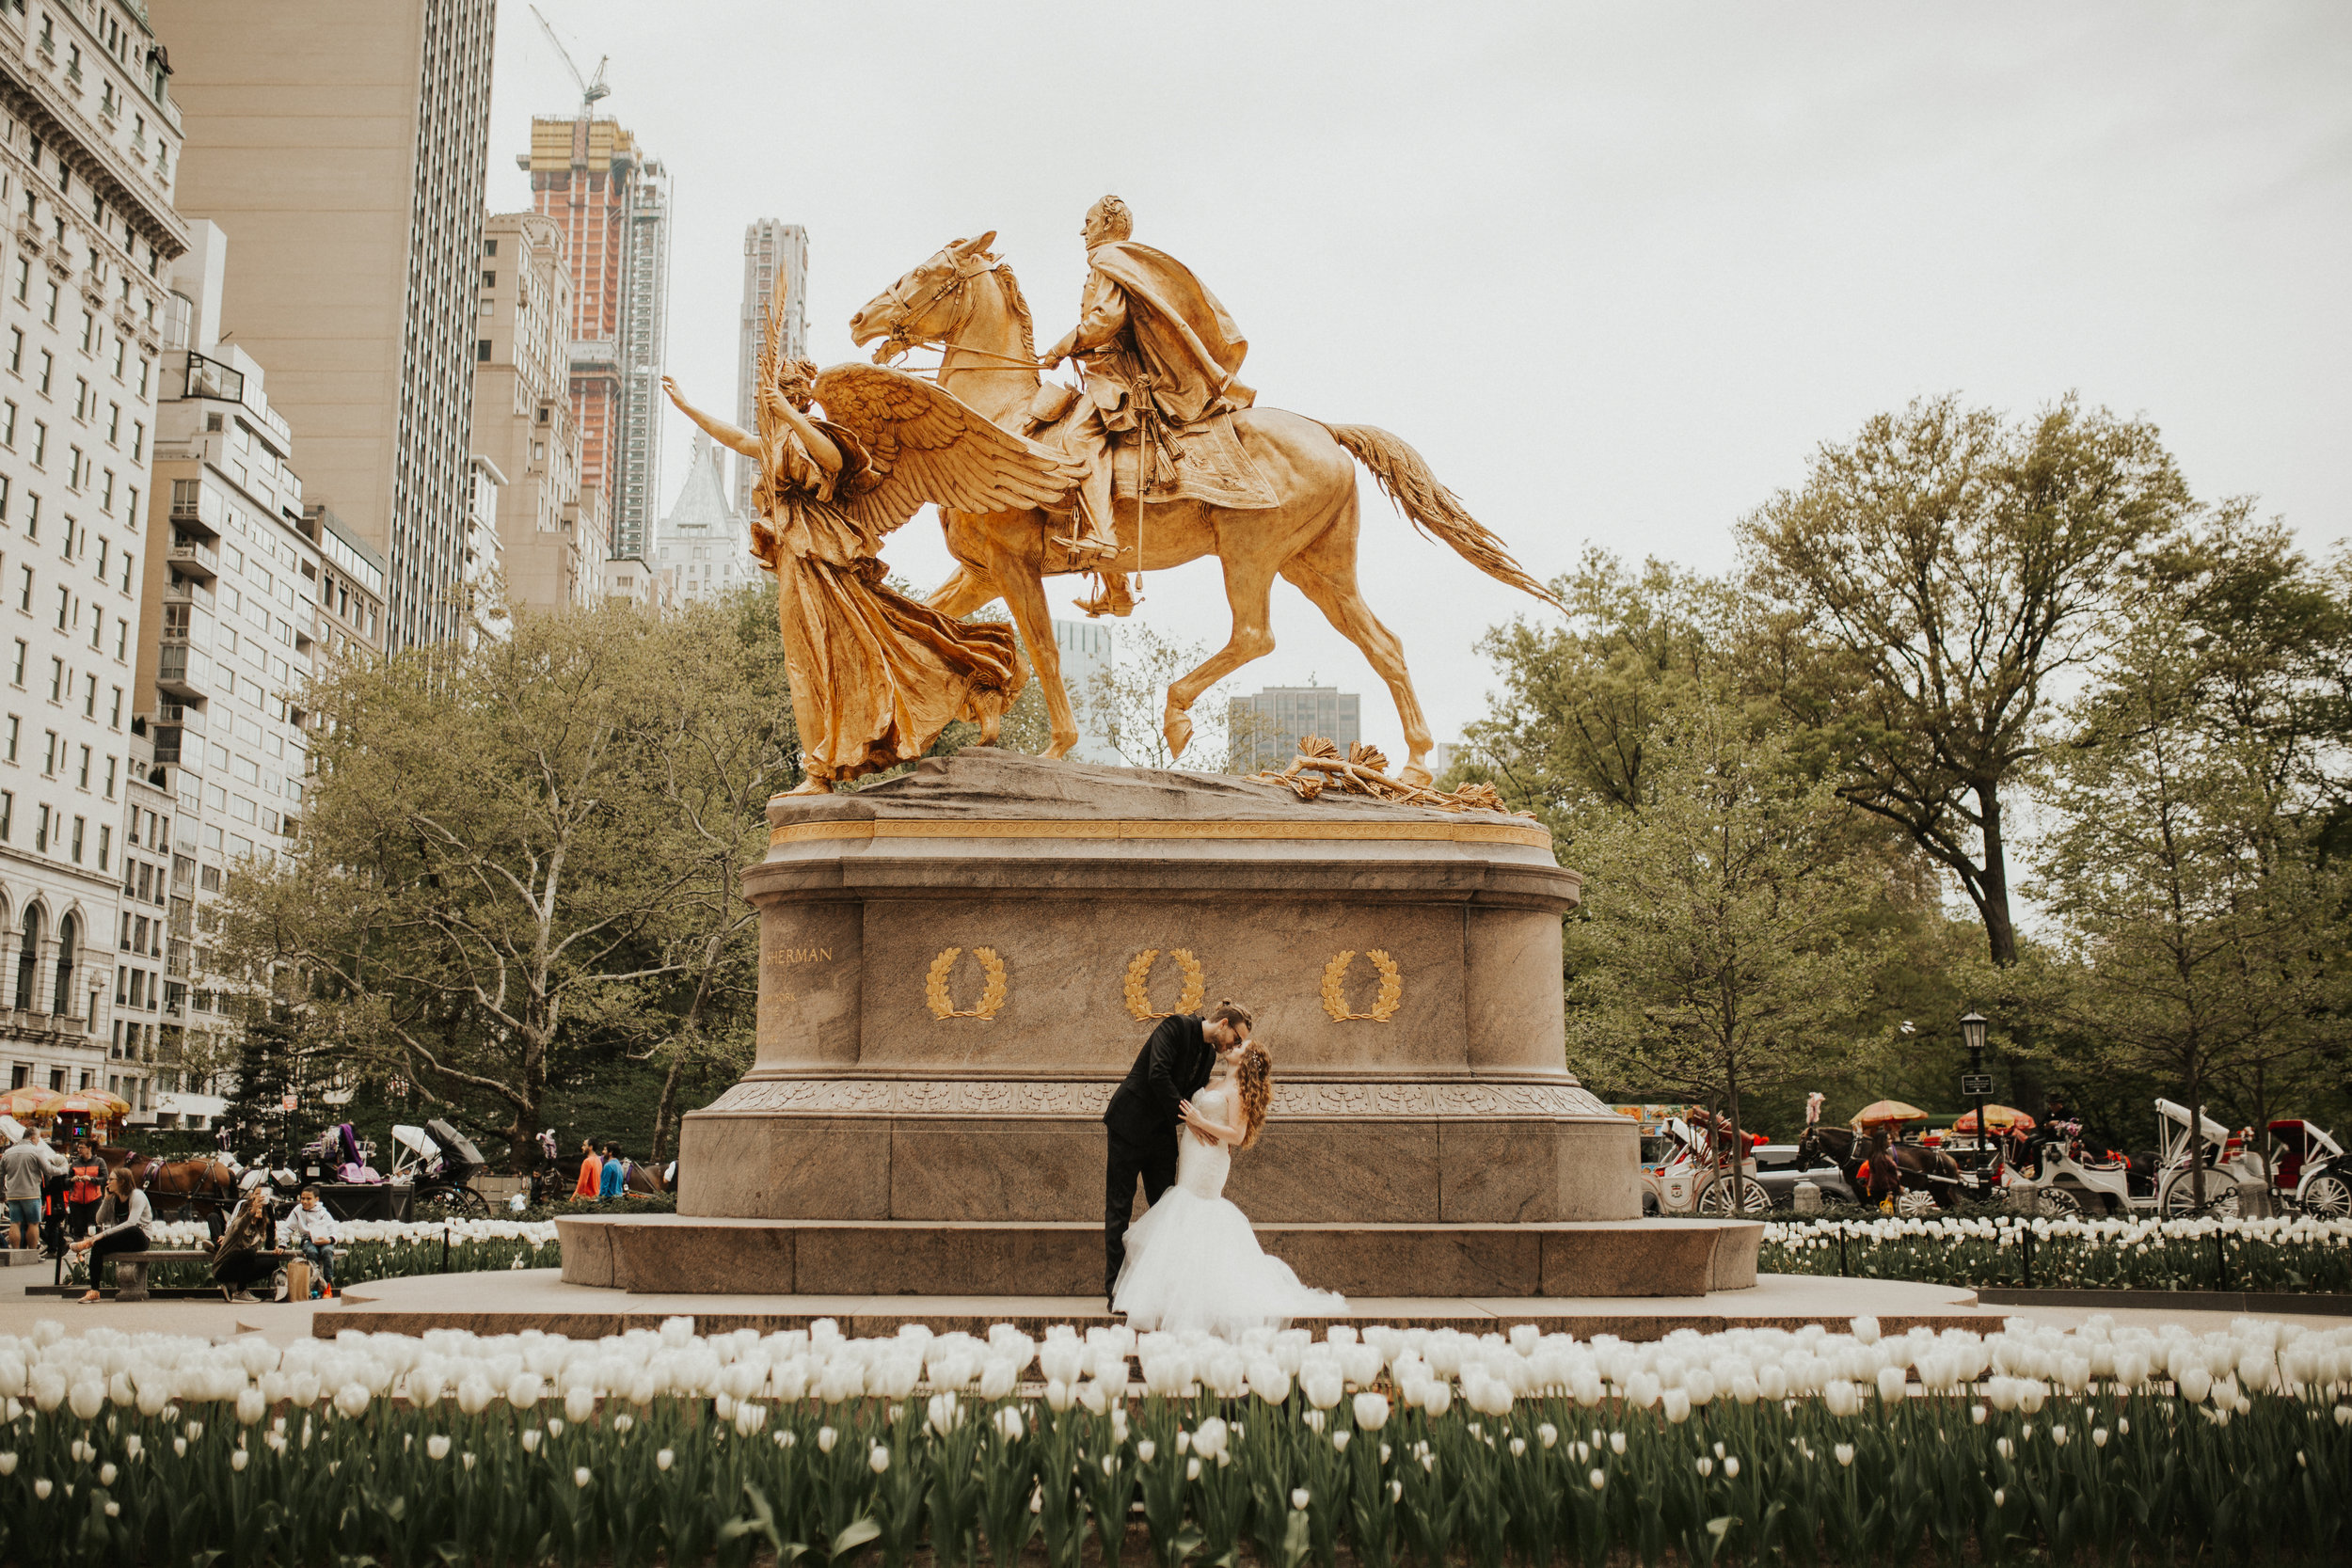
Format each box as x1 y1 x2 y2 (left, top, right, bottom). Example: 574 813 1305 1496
1111 1044 1348 1333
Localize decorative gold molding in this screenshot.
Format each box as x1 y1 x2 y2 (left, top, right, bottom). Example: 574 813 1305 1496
771 816 1554 850
1122 947 1206 1021
1320 949 1404 1022
924 946 1009 1021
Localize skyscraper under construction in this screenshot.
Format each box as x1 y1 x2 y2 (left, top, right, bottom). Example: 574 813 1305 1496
520 116 670 564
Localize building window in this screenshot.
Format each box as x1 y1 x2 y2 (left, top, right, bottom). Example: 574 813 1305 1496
36 352 50 395
476 340 490 361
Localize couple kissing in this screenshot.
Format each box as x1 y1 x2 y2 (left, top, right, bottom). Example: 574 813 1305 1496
1101 999 1346 1333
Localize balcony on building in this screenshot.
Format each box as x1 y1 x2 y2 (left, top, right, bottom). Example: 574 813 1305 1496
156 642 212 702
167 528 220 582
138 702 207 765
164 572 215 612
168 477 224 540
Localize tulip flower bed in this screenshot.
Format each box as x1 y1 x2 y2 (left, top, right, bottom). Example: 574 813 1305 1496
56 1219 561 1291
1761 1213 2352 1293
4 1314 2350 1566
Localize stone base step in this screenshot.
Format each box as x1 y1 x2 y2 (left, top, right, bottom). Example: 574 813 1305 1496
555 1216 1761 1299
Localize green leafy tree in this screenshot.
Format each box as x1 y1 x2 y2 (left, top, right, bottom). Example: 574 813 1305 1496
1565 697 1882 1179
1077 624 1274 773
2031 610 2351 1205
221 593 793 1170
1455 550 1738 833
1740 394 2197 966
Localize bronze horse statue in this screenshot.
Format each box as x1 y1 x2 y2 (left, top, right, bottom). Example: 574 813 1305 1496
1798 1125 1965 1211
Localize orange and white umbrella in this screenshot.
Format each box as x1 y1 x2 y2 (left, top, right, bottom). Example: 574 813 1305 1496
0 1085 62 1117
1953 1104 2035 1133
1850 1099 1931 1131
45 1090 130 1118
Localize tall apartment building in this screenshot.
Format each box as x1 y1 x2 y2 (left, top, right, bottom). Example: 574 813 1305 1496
734 220 807 516
653 432 758 609
146 0 496 652
1226 685 1359 773
520 117 669 563
137 219 323 1124
471 211 604 615
0 0 190 1113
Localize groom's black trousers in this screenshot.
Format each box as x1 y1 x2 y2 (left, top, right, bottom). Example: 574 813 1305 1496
1104 1127 1179 1298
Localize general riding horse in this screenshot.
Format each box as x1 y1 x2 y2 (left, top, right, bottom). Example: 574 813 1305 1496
1797 1125 1965 1212
845 234 1565 784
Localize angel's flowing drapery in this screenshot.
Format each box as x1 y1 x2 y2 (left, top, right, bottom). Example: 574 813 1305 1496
754 415 1023 784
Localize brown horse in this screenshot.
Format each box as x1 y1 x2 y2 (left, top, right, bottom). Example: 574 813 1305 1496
1799 1126 1965 1211
100 1147 239 1216
846 235 1563 784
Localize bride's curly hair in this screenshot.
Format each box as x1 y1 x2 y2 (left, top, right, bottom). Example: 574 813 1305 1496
1232 1043 1273 1148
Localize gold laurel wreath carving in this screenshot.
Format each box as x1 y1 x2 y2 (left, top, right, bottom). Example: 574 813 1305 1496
1122 947 1207 1021
1320 948 1405 1022
925 945 1009 1021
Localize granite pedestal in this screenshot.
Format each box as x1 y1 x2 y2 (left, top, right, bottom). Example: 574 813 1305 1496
556 750 1757 1296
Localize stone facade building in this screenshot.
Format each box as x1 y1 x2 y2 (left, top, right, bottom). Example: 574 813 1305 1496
653 432 757 608
471 210 605 615
148 0 496 652
137 220 321 1126
0 0 189 1113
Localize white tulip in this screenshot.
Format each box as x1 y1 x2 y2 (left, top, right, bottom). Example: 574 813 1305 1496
870 1443 891 1475
1191 1417 1228 1461
507 1372 545 1411
656 1449 675 1471
565 1386 597 1424
993 1405 1024 1442
1662 1389 1691 1425
1353 1392 1391 1431
34 1478 52 1499
68 1382 104 1421
818 1426 837 1454
335 1383 371 1419
230 1449 248 1474
1835 1444 1855 1467
1291 1487 1311 1511
428 1434 452 1461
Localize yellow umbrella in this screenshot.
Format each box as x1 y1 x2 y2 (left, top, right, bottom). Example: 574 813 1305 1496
1953 1104 2035 1133
0 1085 62 1117
47 1090 130 1119
1850 1099 1930 1131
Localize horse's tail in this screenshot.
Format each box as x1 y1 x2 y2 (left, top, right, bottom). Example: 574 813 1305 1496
1322 423 1565 611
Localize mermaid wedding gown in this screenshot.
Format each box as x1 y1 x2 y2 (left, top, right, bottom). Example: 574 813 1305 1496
1111 1085 1348 1334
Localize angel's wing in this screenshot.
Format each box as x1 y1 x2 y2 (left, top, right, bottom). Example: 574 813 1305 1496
811 362 1081 535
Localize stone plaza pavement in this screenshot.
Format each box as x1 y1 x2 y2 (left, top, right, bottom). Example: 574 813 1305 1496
10 1268 2347 1346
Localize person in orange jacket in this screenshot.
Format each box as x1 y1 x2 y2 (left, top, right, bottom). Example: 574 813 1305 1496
574 1137 603 1199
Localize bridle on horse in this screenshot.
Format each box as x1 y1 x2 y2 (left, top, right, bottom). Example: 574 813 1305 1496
870 251 1038 371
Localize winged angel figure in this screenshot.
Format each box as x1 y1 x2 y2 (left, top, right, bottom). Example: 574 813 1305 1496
664 359 1080 792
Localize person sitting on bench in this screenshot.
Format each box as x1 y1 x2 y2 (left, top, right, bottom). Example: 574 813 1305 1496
70 1166 152 1303
282 1186 339 1297
211 1188 277 1303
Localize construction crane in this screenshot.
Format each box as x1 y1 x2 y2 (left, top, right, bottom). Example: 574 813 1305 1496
530 5 610 122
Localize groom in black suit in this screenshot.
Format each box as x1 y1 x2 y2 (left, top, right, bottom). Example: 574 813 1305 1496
1102 999 1254 1310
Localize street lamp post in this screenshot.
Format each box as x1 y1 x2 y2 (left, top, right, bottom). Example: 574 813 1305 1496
1960 1010 1991 1167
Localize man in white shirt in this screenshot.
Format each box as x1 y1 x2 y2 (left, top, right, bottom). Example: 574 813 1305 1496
3 1128 67 1249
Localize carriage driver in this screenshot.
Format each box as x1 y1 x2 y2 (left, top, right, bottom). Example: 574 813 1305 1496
1038 196 1256 615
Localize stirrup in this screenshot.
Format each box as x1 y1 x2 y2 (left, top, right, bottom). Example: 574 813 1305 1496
1073 574 1136 619
1051 528 1122 562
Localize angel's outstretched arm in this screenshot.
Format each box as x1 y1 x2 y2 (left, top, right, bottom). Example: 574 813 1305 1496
662 376 760 459
763 393 844 477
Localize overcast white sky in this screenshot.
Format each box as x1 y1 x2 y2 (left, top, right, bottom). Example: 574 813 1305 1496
487 3 2351 767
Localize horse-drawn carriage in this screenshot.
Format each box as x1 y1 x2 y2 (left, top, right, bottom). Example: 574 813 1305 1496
2002 1098 2250 1218
389 1119 491 1217
1794 1099 1971 1213
2260 1119 2349 1218
1629 1109 1772 1216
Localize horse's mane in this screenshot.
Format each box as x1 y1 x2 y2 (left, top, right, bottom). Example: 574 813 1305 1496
987 253 1038 363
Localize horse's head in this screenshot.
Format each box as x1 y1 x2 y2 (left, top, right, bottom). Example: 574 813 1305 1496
849 231 1000 362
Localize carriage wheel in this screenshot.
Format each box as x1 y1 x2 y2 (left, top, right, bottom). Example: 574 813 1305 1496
2161 1175 2240 1218
2034 1185 2082 1218
1897 1188 1936 1217
1695 1176 1772 1215
418 1185 490 1220
2300 1174 2352 1218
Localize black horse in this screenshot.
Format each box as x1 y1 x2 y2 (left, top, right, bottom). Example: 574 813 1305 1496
1797 1126 1965 1211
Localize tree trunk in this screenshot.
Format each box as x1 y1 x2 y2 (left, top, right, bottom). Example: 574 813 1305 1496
2187 1060 2204 1210
649 1044 685 1169
1977 781 2020 966
1724 1056 1746 1214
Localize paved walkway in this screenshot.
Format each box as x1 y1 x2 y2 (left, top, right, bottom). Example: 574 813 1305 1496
9 1268 2346 1345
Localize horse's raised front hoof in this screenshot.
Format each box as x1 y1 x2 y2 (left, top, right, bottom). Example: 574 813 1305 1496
1163 708 1194 760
